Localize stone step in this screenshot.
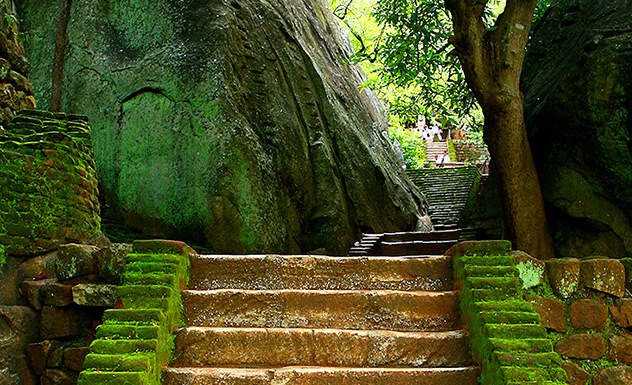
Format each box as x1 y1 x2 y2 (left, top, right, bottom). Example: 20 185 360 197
171 327 472 368
381 230 460 242
377 241 458 256
182 289 460 332
163 367 481 385
189 255 453 291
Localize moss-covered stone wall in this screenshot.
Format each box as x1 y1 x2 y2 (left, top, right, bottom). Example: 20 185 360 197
79 240 192 385
449 241 567 385
521 256 632 384
0 109 100 257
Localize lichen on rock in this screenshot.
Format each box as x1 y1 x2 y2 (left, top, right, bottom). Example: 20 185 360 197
17 0 429 255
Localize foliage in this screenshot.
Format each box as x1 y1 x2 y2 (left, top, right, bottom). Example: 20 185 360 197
0 243 6 267
388 124 426 169
330 0 554 129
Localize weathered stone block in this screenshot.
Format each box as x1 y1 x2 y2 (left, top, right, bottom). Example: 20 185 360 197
607 333 632 364
26 340 56 375
63 346 90 372
570 298 608 330
39 306 82 339
561 360 590 385
621 258 632 294
546 258 580 299
19 279 56 310
555 334 606 359
0 305 39 348
610 299 632 329
41 282 73 307
132 239 196 256
55 244 98 280
12 354 36 385
526 294 568 333
445 240 512 257
512 250 545 289
94 243 132 284
580 258 626 297
72 284 117 307
593 365 632 385
47 343 64 368
40 369 75 385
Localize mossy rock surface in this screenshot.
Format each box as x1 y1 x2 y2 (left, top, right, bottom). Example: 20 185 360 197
17 0 429 254
523 0 632 257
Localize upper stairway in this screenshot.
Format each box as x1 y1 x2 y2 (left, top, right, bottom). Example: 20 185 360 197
163 254 480 385
407 167 481 229
426 141 448 164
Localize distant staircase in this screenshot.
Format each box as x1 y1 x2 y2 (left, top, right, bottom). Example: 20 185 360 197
407 167 481 229
426 141 448 164
163 254 480 385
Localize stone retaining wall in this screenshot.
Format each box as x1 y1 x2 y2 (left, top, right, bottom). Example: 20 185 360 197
1 241 131 385
516 254 632 384
450 241 567 385
0 109 100 257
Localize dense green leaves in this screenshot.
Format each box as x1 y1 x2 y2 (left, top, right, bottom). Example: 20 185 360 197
331 0 552 127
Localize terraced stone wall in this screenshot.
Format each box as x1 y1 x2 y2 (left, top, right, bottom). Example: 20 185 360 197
0 109 100 257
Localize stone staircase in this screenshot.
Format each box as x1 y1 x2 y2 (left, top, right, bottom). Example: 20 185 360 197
348 229 460 257
426 141 448 164
407 167 481 229
163 254 480 385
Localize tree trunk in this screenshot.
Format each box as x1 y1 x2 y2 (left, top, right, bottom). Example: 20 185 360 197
483 99 555 259
50 0 72 112
445 0 555 259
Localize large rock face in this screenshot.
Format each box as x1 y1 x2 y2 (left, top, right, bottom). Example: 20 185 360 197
17 0 428 254
0 1 36 126
522 0 632 258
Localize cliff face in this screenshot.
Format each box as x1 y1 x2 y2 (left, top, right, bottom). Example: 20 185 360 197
523 0 632 257
18 0 429 254
0 1 35 126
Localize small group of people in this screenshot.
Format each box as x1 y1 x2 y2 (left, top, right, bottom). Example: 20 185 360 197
405 116 445 141
434 151 451 167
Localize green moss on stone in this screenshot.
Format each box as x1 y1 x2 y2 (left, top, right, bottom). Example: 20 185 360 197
77 371 149 385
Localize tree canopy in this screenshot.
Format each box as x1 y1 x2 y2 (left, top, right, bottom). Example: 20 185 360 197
331 0 552 127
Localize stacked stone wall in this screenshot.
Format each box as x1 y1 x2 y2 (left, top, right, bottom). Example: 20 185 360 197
0 0 35 125
516 254 632 384
450 241 567 385
0 109 100 257
1 241 131 385
452 140 489 164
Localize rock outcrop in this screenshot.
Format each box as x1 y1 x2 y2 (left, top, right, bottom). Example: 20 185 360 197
18 0 429 254
0 1 36 126
522 0 632 258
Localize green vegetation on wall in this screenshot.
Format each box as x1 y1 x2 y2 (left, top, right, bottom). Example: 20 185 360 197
451 241 566 385
78 240 192 385
0 110 100 256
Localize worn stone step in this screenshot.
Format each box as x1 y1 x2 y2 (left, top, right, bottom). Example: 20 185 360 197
377 241 457 256
381 230 460 242
182 290 460 332
163 367 481 385
190 255 453 291
171 328 472 368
